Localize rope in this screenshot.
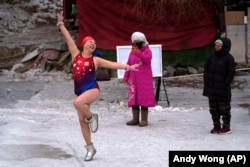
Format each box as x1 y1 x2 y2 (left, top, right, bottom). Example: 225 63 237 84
163 67 250 80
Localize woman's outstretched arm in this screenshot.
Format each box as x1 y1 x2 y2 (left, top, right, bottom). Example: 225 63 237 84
57 11 79 60
94 57 139 71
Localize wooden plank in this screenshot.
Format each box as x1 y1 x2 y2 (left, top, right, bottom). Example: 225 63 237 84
225 11 245 25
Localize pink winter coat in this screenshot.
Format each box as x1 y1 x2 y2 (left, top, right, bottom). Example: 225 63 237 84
123 45 156 107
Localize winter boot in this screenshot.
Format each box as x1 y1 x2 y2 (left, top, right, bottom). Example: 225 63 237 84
219 126 232 134
139 109 148 127
85 113 98 133
84 143 96 161
210 124 221 134
126 109 140 125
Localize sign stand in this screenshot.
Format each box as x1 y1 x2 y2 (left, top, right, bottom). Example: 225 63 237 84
155 77 170 106
116 45 163 79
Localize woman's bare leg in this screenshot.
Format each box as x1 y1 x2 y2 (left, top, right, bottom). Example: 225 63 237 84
74 88 100 145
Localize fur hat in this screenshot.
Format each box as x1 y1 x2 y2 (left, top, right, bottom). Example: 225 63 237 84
215 39 223 45
131 32 149 46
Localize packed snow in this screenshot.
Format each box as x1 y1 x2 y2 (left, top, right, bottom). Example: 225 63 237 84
0 70 250 167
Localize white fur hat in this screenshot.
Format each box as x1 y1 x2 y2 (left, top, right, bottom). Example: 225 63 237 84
131 32 149 45
215 39 223 45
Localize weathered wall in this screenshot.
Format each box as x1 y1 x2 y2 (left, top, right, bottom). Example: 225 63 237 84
227 25 246 63
0 0 65 69
225 11 248 64
248 7 250 63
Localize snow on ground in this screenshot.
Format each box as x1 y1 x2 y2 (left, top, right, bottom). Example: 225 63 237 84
0 70 250 167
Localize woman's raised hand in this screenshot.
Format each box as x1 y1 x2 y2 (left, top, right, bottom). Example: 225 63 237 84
56 11 64 26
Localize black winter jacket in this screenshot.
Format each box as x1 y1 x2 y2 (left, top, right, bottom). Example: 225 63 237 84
203 37 235 101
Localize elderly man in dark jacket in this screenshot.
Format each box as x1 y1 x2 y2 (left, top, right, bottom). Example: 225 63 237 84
203 37 235 134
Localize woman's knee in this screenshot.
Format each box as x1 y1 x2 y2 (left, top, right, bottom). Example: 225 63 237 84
74 98 90 117
73 97 86 109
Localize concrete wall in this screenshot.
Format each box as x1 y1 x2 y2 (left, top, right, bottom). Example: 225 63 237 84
247 7 250 64
226 25 246 63
225 11 247 63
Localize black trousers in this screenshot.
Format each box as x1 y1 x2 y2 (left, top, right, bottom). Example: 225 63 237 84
132 105 148 110
208 97 231 127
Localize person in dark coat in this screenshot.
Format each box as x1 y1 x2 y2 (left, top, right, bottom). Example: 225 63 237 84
203 37 235 134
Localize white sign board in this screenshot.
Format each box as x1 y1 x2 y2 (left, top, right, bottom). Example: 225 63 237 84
116 44 162 79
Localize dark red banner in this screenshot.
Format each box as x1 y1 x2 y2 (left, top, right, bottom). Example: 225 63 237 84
76 0 217 51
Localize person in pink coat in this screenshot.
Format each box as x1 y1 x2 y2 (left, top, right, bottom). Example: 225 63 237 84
123 32 156 127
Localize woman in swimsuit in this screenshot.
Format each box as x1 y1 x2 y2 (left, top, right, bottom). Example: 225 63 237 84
57 11 139 161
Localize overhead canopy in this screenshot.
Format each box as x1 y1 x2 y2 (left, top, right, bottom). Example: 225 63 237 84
75 0 217 51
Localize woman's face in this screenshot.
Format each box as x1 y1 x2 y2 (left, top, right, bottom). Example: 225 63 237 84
132 41 143 49
215 42 223 51
84 39 96 52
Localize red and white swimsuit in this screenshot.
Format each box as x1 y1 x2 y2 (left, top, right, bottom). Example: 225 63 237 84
72 54 99 95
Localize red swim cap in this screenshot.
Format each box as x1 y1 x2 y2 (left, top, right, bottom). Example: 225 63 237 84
81 36 94 46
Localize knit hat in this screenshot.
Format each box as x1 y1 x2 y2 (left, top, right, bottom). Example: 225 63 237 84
215 39 223 45
131 32 149 46
82 36 95 46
